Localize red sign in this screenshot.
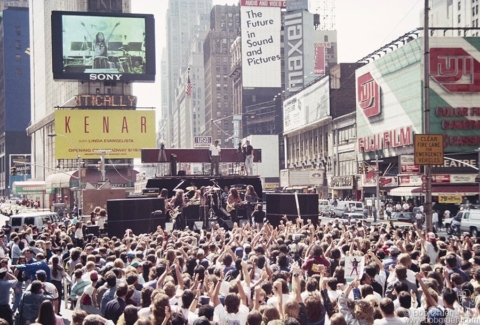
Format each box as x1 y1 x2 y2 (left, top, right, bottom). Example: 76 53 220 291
431 175 451 183
401 164 420 173
430 48 480 92
240 0 286 7
379 176 398 187
314 44 325 75
357 72 381 118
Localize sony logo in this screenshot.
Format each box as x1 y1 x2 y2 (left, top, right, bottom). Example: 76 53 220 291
89 74 123 81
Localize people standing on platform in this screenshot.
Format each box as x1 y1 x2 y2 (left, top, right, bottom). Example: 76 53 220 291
209 140 221 176
242 140 254 175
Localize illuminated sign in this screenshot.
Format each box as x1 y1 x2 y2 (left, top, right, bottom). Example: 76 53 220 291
54 109 156 159
357 126 413 153
74 95 137 107
357 72 381 118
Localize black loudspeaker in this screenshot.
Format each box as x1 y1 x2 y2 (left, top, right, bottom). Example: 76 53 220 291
266 193 319 228
107 198 165 238
170 154 177 176
217 207 231 219
178 171 186 176
217 218 233 231
85 226 100 237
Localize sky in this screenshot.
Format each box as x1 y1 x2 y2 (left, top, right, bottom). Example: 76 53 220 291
131 0 424 110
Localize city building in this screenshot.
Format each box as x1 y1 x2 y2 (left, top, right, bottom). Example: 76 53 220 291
203 4 240 146
165 0 212 147
0 6 31 196
27 0 138 211
429 0 480 36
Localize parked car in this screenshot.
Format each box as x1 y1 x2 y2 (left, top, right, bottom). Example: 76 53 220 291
445 210 480 237
390 212 415 223
318 199 334 216
341 212 366 220
333 201 364 217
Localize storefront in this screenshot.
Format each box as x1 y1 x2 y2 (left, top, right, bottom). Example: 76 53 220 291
331 175 355 200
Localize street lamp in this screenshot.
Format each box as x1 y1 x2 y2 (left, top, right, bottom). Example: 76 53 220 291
48 133 82 215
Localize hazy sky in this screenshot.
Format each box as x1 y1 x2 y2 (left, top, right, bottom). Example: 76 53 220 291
131 0 424 110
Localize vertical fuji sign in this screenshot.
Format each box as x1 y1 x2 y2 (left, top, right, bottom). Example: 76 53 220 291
357 72 381 118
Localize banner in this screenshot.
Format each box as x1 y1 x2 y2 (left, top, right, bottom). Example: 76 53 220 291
314 43 325 75
241 5 281 88
438 195 463 204
54 109 156 159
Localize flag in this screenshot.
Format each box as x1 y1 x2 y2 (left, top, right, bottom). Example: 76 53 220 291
185 73 193 98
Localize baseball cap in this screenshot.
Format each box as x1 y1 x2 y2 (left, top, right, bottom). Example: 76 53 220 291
198 296 210 306
235 247 244 255
427 232 436 242
126 252 135 258
130 261 142 268
36 269 46 275
388 246 401 255
197 249 205 256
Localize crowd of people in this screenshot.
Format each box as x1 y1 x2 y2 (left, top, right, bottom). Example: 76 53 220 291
0 202 478 325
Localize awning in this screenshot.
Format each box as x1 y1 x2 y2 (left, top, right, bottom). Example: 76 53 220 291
12 181 46 194
432 185 479 196
389 186 423 197
45 171 77 193
389 185 479 197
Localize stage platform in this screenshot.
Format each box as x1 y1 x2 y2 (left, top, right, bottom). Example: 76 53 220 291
145 175 263 198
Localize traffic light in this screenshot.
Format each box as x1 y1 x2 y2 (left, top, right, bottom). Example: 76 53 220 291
97 161 103 171
358 166 364 174
10 167 16 176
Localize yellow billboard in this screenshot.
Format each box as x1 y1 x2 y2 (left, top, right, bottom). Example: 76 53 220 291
54 110 156 159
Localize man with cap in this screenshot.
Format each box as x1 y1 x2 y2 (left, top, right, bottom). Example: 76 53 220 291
26 269 59 314
235 247 245 260
382 245 401 272
16 253 51 282
0 267 18 325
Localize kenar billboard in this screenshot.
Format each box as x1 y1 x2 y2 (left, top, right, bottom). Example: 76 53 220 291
428 38 480 152
356 38 423 159
240 3 281 88
54 110 156 159
51 11 156 82
283 76 330 133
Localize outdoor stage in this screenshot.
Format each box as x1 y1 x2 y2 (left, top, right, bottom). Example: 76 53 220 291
145 175 263 198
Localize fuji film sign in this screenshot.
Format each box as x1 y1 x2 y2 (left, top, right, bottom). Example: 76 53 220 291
357 72 381 118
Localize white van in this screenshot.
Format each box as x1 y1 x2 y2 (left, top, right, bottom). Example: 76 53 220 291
333 201 364 217
10 211 60 232
318 200 333 216
445 210 480 237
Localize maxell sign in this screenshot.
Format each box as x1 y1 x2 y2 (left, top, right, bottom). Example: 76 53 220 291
284 10 314 95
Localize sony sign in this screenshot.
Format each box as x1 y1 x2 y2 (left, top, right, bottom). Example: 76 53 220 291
284 10 314 95
89 74 123 81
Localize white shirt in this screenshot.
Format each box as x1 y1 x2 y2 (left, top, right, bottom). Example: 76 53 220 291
266 293 291 310
27 282 58 299
444 210 451 218
432 212 438 223
373 316 408 325
214 303 249 325
402 203 410 211
387 268 417 284
444 305 461 325
209 144 221 156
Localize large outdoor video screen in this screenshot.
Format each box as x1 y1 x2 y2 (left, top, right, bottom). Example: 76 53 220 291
52 11 155 82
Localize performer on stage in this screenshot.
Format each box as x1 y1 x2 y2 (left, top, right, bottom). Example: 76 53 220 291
209 140 221 176
158 188 170 214
245 185 259 203
169 189 186 230
245 185 259 222
221 186 229 208
242 140 254 175
227 188 243 223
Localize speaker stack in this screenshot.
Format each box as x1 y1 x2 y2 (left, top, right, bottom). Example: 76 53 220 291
265 193 319 228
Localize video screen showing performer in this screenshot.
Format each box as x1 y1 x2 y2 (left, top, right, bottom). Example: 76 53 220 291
62 15 146 74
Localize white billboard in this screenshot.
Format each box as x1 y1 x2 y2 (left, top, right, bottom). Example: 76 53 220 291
283 76 330 133
241 5 281 88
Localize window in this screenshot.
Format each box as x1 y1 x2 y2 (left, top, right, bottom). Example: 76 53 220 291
458 14 461 23
16 68 21 76
15 40 21 49
473 7 476 16
458 1 461 10
324 35 328 42
15 26 20 36
15 54 21 62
